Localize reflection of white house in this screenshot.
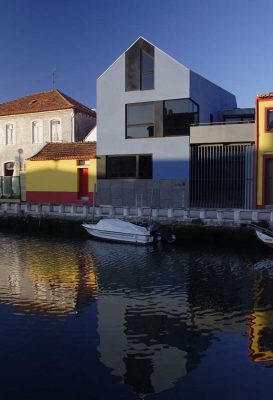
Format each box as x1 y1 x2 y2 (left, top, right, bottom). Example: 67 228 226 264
0 239 97 315
0 89 96 177
97 294 188 395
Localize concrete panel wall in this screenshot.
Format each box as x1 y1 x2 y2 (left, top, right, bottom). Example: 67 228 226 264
97 179 189 208
190 123 255 144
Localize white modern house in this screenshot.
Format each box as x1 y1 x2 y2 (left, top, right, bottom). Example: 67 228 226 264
96 37 237 207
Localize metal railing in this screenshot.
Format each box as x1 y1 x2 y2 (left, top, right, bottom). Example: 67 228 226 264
191 120 255 127
0 177 21 199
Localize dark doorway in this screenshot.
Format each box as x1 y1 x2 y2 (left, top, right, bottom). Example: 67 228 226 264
78 168 89 199
4 162 14 176
265 158 273 205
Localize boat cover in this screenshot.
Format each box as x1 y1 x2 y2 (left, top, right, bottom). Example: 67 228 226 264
89 219 149 235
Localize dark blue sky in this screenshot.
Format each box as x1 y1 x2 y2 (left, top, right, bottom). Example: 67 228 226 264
0 0 272 108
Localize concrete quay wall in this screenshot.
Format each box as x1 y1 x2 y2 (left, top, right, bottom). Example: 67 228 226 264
0 202 272 227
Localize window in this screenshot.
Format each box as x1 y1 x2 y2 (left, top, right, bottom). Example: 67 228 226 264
139 155 152 178
32 121 43 144
50 119 61 141
106 155 152 179
268 110 273 132
141 50 154 90
126 103 154 138
125 38 154 91
6 124 14 145
163 99 199 136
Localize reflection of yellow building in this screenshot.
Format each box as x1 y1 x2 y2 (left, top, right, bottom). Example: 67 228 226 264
249 271 273 362
249 311 273 362
0 239 98 316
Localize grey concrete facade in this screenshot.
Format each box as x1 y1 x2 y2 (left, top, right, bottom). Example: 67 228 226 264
190 122 255 144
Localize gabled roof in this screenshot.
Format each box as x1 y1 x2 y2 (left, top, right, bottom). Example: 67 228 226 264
0 89 96 117
28 142 97 161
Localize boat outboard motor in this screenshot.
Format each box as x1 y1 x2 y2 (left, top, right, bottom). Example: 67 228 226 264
148 222 176 244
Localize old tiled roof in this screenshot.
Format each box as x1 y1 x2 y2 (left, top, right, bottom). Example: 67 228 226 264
0 89 96 116
257 92 273 98
28 142 97 161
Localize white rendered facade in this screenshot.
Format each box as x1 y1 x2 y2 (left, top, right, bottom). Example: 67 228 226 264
97 37 237 180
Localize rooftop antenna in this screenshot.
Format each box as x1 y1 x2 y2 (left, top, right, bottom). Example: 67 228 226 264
52 67 56 89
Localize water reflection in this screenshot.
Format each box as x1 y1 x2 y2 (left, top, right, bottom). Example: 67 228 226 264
0 236 98 315
249 259 273 363
2 234 273 398
87 242 256 396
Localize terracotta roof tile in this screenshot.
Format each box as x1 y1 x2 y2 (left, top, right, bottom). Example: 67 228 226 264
28 142 97 161
257 92 273 99
0 89 96 117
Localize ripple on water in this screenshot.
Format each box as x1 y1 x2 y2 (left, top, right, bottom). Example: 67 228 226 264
1 234 273 398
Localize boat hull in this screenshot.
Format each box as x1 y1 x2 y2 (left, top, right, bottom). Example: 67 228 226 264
256 230 273 248
82 224 154 245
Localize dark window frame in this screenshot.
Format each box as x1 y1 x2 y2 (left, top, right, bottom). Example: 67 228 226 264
140 49 154 90
106 154 153 179
125 39 154 92
126 102 155 139
163 98 199 137
266 109 273 132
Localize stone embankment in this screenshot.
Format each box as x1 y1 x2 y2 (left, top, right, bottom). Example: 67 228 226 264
0 202 272 226
0 202 271 247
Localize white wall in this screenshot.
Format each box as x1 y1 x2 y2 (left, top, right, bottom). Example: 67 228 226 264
190 71 237 123
97 47 191 179
97 40 238 180
0 109 74 174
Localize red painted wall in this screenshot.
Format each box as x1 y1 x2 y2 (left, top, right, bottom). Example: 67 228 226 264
26 192 94 204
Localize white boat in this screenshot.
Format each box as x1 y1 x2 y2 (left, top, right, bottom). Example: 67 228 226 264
256 230 273 248
82 218 154 245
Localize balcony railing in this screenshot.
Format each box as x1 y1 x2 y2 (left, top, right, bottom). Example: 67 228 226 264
191 120 255 127
0 177 21 199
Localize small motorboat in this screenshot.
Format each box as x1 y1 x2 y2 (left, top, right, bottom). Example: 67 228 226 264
252 224 273 248
82 218 176 245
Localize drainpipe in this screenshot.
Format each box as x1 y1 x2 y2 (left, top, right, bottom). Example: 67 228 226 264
71 111 75 142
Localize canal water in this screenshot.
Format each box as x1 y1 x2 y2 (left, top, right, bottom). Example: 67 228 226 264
1 232 273 399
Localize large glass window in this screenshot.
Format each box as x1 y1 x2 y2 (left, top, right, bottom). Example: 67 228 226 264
163 99 199 136
125 38 154 92
106 155 152 179
141 50 154 90
268 110 273 132
126 103 154 138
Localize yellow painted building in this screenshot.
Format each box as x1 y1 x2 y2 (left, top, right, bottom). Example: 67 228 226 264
256 93 273 207
26 142 97 204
